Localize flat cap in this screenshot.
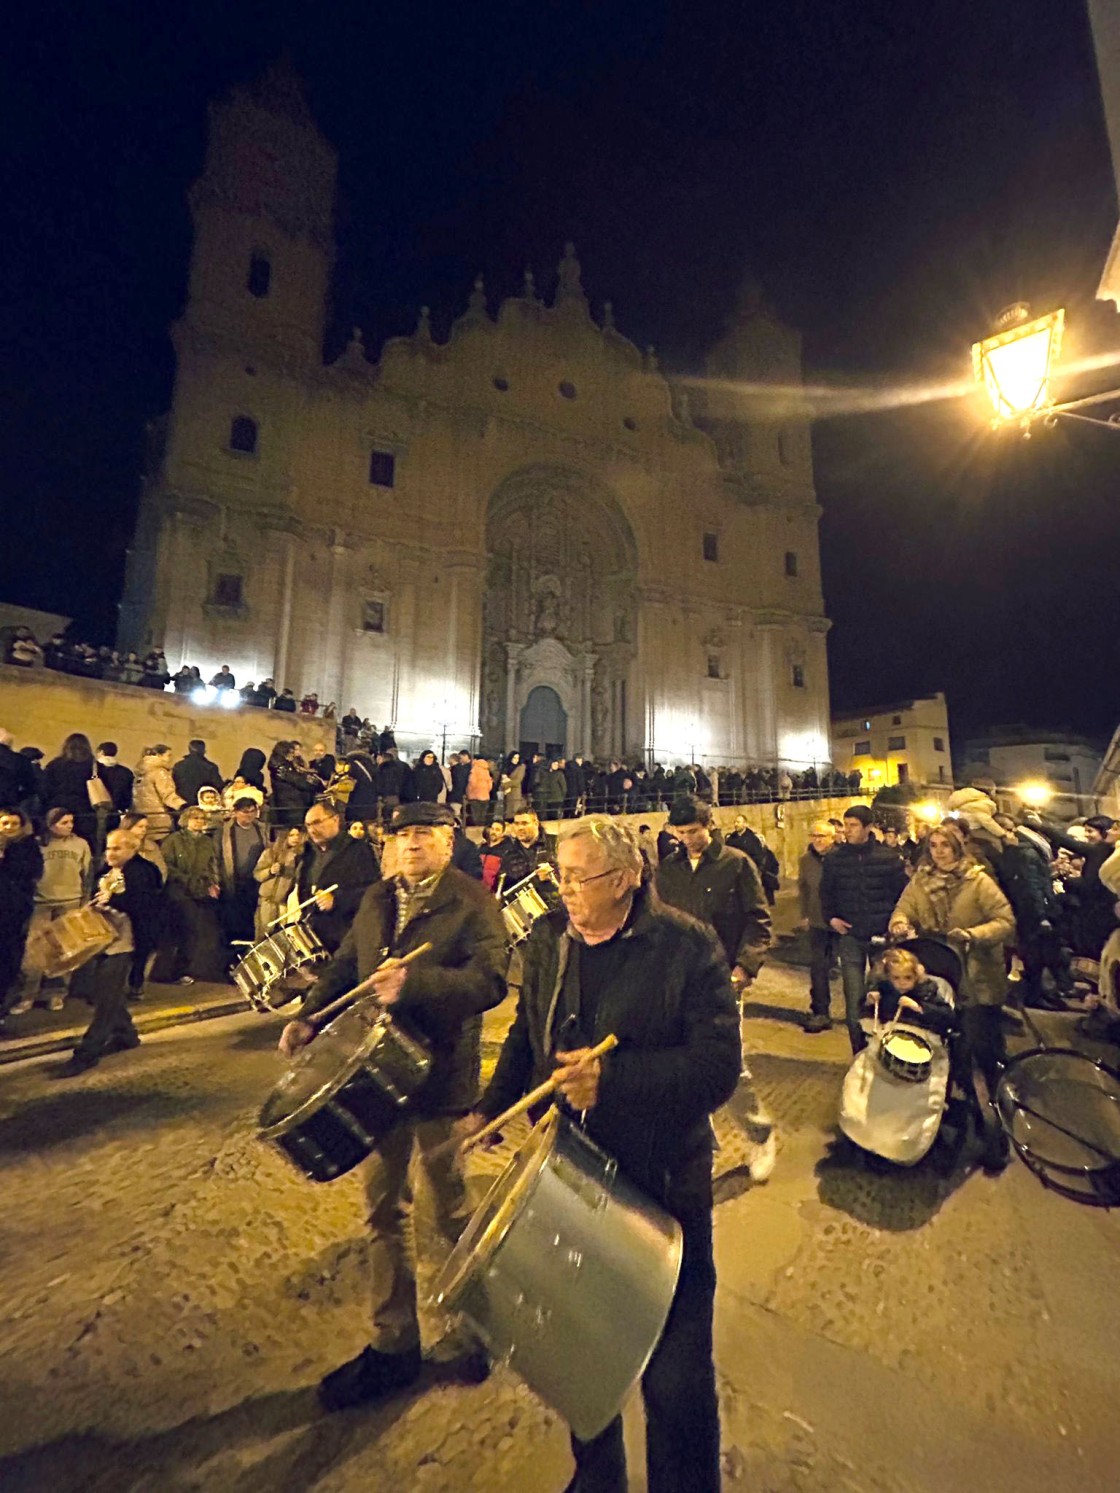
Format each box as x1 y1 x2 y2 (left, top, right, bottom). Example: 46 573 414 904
390 801 457 831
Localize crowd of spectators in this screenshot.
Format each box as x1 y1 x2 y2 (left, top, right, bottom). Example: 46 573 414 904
3 627 334 718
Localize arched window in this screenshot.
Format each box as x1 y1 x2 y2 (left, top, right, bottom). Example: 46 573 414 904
229 416 258 454
247 253 271 299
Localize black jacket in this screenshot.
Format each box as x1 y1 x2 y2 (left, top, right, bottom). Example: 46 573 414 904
565 760 587 800
377 756 415 801
819 838 909 940
726 826 780 897
996 837 1056 935
96 761 134 814
479 885 741 1217
172 753 224 804
655 840 772 976
451 830 483 881
498 830 557 887
301 867 507 1115
343 754 378 820
41 757 97 820
296 834 381 951
449 760 471 803
0 743 36 809
413 760 445 803
270 760 319 818
0 833 44 930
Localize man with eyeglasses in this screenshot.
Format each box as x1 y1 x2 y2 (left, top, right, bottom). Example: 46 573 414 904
460 815 740 1493
295 800 380 952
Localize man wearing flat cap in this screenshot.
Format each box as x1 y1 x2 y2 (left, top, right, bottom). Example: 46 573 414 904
279 800 508 1410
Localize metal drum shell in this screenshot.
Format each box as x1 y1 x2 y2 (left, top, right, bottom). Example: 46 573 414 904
258 1006 432 1183
878 1028 933 1085
431 1111 682 1441
233 924 329 1012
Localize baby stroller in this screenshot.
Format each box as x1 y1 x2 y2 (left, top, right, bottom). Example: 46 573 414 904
838 938 966 1168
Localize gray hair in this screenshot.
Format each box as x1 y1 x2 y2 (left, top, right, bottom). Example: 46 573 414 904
557 815 643 880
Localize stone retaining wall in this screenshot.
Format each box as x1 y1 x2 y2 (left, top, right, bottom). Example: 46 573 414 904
0 664 324 778
538 795 869 881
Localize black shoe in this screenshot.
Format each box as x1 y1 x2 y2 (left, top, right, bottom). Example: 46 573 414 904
318 1345 421 1412
105 1032 141 1054
980 1114 1011 1175
53 1053 99 1079
804 1013 831 1033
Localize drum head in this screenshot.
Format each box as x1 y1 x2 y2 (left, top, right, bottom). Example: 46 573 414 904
996 1048 1120 1203
433 1108 560 1309
258 1003 386 1137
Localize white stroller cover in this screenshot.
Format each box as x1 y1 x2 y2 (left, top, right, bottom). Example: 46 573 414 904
839 1025 950 1166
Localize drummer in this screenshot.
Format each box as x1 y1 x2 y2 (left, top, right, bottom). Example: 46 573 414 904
459 815 740 1492
278 801 508 1410
296 800 380 953
496 808 556 889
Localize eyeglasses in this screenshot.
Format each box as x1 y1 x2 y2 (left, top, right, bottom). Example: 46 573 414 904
556 868 618 891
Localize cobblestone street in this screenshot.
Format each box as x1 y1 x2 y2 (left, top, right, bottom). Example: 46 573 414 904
1 949 1118 1492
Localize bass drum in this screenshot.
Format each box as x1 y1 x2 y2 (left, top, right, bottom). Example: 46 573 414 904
995 1047 1120 1206
258 1003 431 1182
429 1108 682 1440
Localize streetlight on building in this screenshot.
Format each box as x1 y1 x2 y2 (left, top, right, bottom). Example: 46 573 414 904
972 302 1120 433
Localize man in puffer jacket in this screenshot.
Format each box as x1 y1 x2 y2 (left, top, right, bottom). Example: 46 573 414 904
819 804 908 1053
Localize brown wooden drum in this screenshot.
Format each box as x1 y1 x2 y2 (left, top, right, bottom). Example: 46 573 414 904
24 906 117 978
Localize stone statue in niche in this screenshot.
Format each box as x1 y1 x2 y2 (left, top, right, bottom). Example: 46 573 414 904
533 586 560 639
591 681 609 752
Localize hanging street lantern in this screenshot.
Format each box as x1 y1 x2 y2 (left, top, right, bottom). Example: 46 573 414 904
971 303 1064 427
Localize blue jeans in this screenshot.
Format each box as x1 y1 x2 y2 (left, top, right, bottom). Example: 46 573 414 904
837 934 872 1054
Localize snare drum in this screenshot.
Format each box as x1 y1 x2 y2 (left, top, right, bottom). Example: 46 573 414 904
878 1027 933 1084
233 923 328 1013
500 868 558 946
26 905 117 978
429 1108 682 1440
258 1003 432 1182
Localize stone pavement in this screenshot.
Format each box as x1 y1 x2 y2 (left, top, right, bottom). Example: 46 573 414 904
0 944 1118 1492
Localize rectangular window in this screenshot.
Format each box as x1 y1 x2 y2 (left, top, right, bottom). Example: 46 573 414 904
897 762 910 783
362 600 386 633
784 550 798 577
854 740 871 755
212 573 243 608
1043 747 1070 762
888 734 906 751
891 714 902 726
791 663 805 689
933 736 945 752
706 654 721 680
369 449 396 487
702 531 719 562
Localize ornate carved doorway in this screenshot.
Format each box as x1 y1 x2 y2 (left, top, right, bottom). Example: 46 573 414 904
519 684 567 759
481 465 638 757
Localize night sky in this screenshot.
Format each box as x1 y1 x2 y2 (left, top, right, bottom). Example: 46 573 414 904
4 1 1118 744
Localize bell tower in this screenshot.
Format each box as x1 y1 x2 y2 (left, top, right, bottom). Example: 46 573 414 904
180 56 336 365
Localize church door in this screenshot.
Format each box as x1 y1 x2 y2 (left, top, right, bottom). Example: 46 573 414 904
519 685 567 760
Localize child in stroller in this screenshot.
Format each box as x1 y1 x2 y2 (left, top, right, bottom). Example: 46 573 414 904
839 939 964 1169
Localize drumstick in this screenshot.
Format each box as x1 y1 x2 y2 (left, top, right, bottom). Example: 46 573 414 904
460 1033 619 1153
268 883 339 930
304 942 432 1029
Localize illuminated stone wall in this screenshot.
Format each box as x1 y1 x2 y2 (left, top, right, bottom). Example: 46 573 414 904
0 665 323 782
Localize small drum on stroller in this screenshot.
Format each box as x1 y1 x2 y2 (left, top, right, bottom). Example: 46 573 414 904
838 938 962 1167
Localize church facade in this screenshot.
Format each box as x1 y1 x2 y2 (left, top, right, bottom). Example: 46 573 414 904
120 66 832 767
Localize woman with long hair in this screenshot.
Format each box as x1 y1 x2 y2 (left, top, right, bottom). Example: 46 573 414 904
41 732 98 848
252 826 306 938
